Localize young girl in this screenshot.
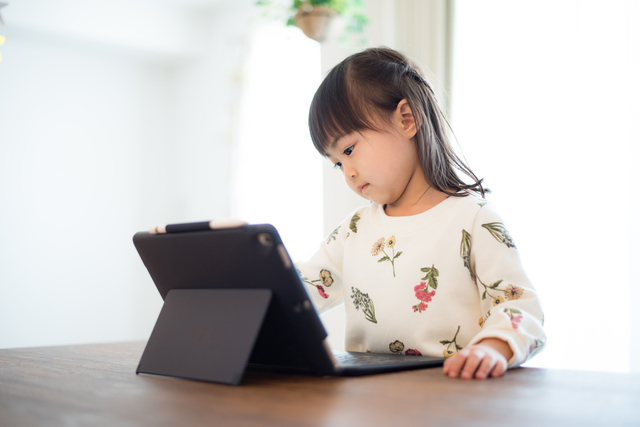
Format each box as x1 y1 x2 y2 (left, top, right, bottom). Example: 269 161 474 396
296 47 545 380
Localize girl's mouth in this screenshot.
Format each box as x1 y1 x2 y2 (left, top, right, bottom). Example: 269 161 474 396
357 184 369 192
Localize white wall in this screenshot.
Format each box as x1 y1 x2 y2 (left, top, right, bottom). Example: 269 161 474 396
0 37 171 347
0 0 252 349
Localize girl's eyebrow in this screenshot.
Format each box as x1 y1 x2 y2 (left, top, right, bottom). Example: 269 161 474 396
325 137 343 157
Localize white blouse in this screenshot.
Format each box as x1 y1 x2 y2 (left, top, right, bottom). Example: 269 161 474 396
295 194 546 367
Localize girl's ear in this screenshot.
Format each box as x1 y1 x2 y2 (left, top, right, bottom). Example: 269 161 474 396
395 99 417 139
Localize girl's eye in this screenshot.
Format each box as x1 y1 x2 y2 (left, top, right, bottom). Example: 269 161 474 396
333 162 342 169
343 146 354 156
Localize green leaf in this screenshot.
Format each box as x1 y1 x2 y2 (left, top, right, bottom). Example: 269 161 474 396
460 229 471 258
482 222 517 248
378 255 390 263
349 212 361 233
421 267 432 280
420 265 439 289
439 340 451 345
393 251 403 259
455 344 463 351
482 291 487 300
490 280 503 289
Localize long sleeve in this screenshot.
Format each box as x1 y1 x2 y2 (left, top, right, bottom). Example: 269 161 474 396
295 210 358 314
466 202 546 367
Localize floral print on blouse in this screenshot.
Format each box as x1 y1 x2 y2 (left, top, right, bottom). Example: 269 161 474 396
295 196 546 368
371 236 402 277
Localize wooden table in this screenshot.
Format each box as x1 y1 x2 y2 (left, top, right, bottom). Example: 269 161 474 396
1 342 639 426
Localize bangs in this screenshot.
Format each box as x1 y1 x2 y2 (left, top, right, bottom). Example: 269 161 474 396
308 62 386 156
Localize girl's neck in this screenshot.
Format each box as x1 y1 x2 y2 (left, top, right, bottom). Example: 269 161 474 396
383 169 450 217
384 190 449 217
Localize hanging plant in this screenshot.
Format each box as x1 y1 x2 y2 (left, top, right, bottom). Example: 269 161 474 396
257 0 368 44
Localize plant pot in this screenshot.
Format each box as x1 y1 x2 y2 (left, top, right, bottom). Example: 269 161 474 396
294 6 335 42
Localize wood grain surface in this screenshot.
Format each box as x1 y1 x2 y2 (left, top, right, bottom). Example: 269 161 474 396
1 341 639 426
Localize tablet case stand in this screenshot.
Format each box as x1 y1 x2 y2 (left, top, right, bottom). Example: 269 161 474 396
136 288 272 386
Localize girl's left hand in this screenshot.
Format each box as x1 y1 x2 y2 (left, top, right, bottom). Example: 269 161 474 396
442 338 513 380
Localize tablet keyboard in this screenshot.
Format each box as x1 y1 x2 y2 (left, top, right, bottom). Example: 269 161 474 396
333 351 442 366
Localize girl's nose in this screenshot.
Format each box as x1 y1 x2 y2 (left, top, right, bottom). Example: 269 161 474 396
344 166 357 180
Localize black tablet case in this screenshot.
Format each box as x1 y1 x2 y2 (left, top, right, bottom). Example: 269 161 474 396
133 224 333 385
137 289 271 385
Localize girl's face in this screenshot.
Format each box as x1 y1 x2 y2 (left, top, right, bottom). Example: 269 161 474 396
325 101 428 210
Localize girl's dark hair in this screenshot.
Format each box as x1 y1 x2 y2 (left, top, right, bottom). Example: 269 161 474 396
308 47 486 198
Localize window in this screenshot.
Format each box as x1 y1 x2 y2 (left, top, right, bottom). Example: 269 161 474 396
232 23 323 263
452 0 635 371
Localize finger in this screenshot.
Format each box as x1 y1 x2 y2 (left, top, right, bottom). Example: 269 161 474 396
443 353 462 377
489 358 508 378
444 350 469 378
442 353 457 374
474 354 495 379
460 349 485 379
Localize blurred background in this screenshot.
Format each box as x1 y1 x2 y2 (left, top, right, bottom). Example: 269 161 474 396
0 0 638 373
